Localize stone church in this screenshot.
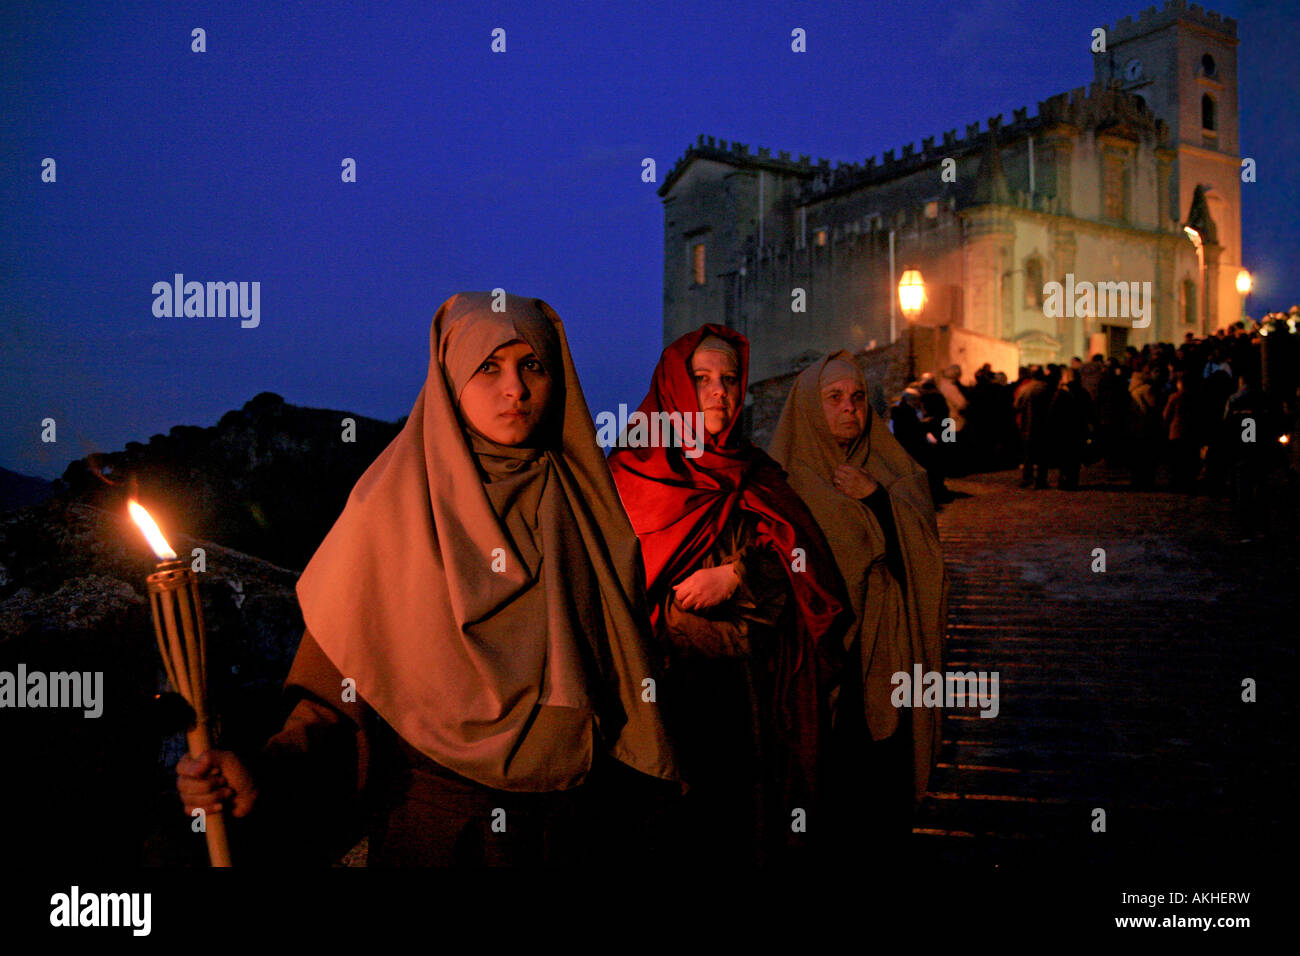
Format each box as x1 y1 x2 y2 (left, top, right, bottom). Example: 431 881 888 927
658 0 1243 409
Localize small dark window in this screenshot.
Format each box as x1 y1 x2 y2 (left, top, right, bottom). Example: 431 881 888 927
1202 93 1216 131
1133 95 1146 112
1106 324 1129 357
1183 279 1197 325
1024 258 1045 309
1201 53 1217 77
1103 154 1128 221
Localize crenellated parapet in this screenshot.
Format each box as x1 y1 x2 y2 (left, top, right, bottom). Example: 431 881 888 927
1038 81 1169 146
1106 0 1236 45
662 76 1163 202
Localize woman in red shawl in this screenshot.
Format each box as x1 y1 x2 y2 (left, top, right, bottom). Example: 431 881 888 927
608 324 849 864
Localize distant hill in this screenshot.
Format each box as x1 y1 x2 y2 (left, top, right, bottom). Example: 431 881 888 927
57 391 404 571
0 465 58 512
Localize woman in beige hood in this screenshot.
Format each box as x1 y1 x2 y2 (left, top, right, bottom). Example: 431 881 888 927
177 291 677 865
768 351 948 851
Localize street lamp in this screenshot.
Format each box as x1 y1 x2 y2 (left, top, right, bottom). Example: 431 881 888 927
1185 227 1204 334
898 267 927 380
1236 268 1252 323
899 268 927 321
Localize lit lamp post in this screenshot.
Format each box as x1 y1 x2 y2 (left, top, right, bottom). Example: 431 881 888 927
1236 268 1252 324
1184 226 1204 334
899 267 927 380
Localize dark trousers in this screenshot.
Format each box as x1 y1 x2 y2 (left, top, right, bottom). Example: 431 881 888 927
824 639 915 861
1055 455 1081 490
1168 438 1200 492
1021 446 1048 488
656 659 765 865
367 752 587 867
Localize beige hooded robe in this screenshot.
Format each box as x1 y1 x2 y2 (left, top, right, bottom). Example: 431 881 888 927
768 351 948 801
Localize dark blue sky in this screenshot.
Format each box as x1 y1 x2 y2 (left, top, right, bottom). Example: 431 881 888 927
4 0 1296 480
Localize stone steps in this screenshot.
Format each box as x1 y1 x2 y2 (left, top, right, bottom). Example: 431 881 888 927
909 467 1293 865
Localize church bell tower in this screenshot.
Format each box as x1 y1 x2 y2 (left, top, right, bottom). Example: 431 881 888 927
1094 1 1242 332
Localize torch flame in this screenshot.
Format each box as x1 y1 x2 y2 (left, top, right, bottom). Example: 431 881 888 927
128 500 178 560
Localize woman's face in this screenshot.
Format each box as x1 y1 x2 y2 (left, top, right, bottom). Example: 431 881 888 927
820 377 868 446
459 340 553 445
691 348 741 436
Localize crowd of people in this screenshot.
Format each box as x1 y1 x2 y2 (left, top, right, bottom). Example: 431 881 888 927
886 322 1299 541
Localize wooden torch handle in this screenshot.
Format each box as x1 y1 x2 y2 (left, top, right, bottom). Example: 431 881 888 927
186 720 233 868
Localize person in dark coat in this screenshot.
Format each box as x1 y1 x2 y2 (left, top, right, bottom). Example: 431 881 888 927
1047 367 1092 490
1163 371 1199 493
1079 354 1106 404
891 388 927 454
1223 374 1274 541
1201 358 1237 496
1097 359 1130 466
916 374 953 501
964 365 999 472
1013 366 1051 488
892 387 946 503
1128 364 1165 490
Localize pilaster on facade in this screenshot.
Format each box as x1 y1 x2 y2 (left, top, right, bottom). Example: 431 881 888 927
1155 147 1177 227
1050 227 1079 345
1202 241 1222 336
1038 128 1076 216
1155 239 1178 341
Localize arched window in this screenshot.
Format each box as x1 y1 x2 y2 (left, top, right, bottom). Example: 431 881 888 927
1183 279 1197 326
1024 258 1044 309
1201 53 1217 78
1202 93 1216 131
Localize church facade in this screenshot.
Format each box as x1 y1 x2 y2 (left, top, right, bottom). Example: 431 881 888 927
658 0 1243 386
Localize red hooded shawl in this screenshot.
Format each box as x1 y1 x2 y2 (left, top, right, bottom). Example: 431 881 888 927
607 324 849 813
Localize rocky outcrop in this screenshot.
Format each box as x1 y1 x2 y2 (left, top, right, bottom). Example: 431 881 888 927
55 391 403 571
